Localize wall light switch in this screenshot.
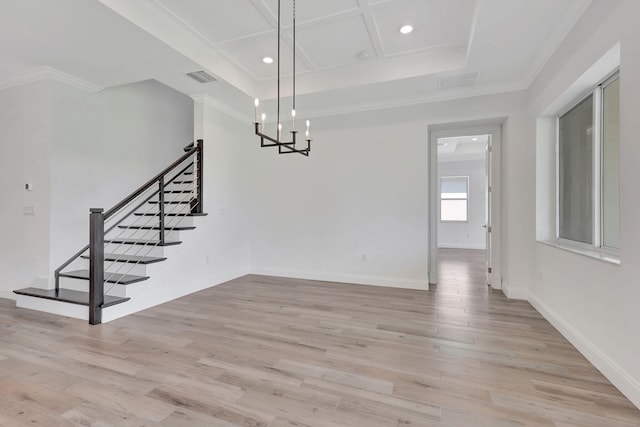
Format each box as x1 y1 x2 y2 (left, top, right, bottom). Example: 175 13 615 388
23 206 36 215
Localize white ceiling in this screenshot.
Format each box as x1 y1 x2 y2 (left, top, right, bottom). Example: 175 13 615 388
0 0 593 117
438 134 487 163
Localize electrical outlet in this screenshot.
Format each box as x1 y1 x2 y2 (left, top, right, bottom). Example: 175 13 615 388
361 254 367 261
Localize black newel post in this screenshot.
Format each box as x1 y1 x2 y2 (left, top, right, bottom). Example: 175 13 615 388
194 139 204 214
89 208 105 325
159 177 165 245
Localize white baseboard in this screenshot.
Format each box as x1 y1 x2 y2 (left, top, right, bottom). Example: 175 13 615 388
250 268 428 291
16 295 87 320
0 290 17 301
529 292 640 410
501 283 528 300
438 243 486 250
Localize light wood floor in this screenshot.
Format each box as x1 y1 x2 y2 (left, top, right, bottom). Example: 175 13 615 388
1 250 639 426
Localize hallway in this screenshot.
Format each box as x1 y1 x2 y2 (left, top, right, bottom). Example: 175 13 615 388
437 248 489 293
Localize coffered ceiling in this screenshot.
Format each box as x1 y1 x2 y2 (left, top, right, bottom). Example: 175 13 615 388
153 0 475 82
0 0 593 116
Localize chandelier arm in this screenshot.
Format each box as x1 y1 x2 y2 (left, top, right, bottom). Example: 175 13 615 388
255 123 294 147
278 131 310 155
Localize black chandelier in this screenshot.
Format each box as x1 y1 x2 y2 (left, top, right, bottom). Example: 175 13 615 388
253 0 312 156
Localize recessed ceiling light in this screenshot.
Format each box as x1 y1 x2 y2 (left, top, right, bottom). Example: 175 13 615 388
262 57 274 64
472 137 479 141
400 25 413 35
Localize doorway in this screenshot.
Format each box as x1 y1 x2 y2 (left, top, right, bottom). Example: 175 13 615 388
436 134 489 290
428 121 502 289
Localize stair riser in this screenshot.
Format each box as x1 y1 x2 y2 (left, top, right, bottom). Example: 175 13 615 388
99 245 166 257
74 259 150 276
128 215 195 228
157 193 195 202
147 202 194 212
16 295 88 320
104 263 148 277
134 207 193 220
166 183 195 192
16 295 126 321
58 277 128 297
106 229 181 241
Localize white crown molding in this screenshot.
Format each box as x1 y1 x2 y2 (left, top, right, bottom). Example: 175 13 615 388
191 93 252 124
303 83 528 119
191 82 526 127
0 66 103 93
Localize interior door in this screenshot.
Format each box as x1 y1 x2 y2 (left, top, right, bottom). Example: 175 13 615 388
485 134 493 286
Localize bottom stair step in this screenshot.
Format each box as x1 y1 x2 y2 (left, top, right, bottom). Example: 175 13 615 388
59 269 149 285
13 288 129 308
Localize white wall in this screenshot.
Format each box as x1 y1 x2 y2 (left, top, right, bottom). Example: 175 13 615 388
0 81 53 299
187 99 253 286
248 91 526 290
101 98 254 321
499 110 535 299
529 0 640 408
437 158 486 249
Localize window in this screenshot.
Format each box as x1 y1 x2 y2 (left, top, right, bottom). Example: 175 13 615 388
559 95 593 244
440 176 468 222
558 72 619 250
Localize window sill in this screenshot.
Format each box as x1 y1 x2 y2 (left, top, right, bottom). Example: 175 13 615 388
537 240 620 265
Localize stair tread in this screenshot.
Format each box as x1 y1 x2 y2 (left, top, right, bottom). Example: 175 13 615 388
117 225 196 231
163 190 193 194
105 238 181 246
14 287 129 308
80 254 167 264
149 200 191 204
134 212 207 217
59 269 149 285
172 180 193 184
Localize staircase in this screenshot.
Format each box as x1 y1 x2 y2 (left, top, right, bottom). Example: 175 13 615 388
14 140 205 324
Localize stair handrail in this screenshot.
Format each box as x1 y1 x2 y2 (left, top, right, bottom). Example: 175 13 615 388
53 140 203 324
105 142 200 219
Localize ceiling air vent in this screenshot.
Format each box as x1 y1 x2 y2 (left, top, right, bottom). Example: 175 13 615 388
186 70 217 83
438 72 478 91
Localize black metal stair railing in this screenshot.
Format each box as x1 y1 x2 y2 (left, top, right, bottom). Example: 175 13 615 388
54 140 204 325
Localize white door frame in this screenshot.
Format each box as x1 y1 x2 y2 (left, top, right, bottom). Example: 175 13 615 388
428 120 503 289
